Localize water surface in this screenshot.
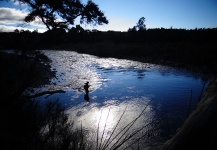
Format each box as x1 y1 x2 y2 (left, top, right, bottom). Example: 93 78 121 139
29 50 210 149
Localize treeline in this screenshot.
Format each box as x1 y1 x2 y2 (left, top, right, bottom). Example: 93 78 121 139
1 27 217 74
0 27 217 50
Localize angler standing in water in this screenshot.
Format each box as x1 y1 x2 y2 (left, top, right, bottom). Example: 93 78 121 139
84 82 90 93
84 82 90 101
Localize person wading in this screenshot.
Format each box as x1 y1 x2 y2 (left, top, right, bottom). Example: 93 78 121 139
84 82 90 101
84 82 90 93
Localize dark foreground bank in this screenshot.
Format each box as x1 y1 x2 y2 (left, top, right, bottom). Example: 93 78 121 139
162 78 217 150
0 51 58 150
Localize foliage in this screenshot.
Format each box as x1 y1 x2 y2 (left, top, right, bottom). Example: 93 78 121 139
136 17 146 31
10 0 108 30
128 17 146 32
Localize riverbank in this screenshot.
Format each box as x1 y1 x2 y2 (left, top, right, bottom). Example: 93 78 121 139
0 51 55 99
0 51 57 149
161 78 217 149
70 41 217 75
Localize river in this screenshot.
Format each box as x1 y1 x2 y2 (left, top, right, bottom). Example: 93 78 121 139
28 50 210 149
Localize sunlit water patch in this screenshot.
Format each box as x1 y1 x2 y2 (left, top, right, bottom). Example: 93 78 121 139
27 50 210 149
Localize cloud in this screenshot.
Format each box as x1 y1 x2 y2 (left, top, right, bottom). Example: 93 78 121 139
0 7 26 24
0 7 47 32
0 25 16 32
0 24 47 33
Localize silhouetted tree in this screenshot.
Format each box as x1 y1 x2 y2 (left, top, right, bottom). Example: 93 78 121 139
69 25 85 34
10 0 108 30
137 17 146 31
14 29 20 33
128 17 146 32
128 26 137 32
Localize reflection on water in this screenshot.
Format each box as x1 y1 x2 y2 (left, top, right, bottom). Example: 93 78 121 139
30 50 210 149
66 98 162 149
29 50 158 95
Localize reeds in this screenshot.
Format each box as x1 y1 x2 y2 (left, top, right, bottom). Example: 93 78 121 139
58 98 165 150
4 95 163 150
91 100 158 150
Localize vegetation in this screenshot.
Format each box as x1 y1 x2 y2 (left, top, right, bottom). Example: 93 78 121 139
7 0 108 30
1 27 217 74
128 17 146 32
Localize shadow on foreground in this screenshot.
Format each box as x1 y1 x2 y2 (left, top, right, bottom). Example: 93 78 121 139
161 78 217 150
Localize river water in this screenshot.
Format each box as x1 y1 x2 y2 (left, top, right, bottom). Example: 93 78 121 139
29 50 210 149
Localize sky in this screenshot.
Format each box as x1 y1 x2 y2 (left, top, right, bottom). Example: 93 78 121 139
0 0 217 32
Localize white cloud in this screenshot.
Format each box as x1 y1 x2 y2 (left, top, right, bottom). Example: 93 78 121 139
0 7 26 24
0 7 47 32
0 25 15 32
0 25 47 33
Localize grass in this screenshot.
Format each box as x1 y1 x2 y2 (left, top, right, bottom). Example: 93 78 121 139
23 97 167 150
0 93 166 150
66 99 166 150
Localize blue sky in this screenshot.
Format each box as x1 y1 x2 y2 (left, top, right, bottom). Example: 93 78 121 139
0 0 217 32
